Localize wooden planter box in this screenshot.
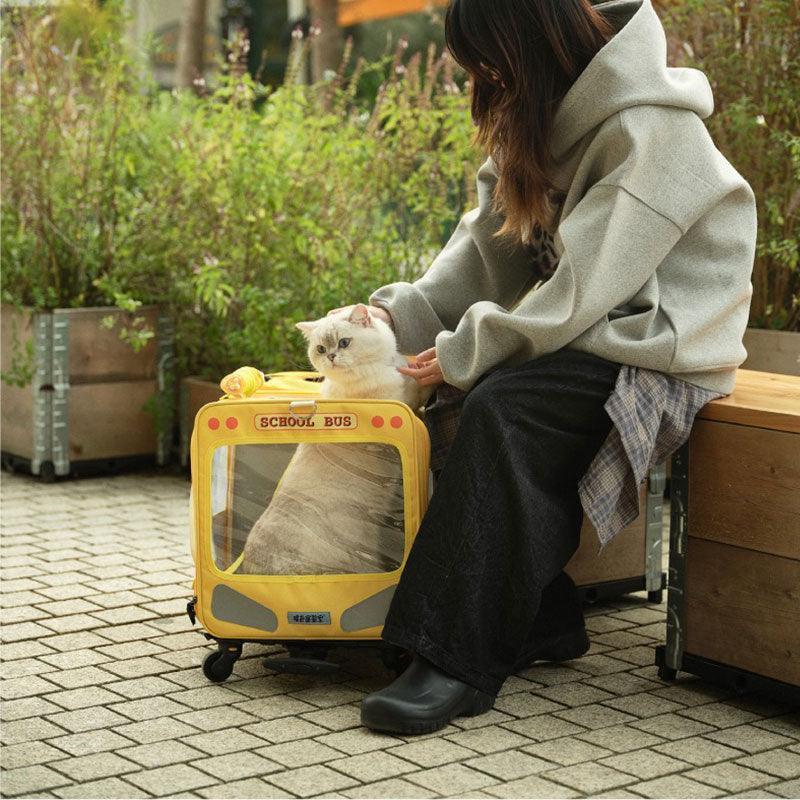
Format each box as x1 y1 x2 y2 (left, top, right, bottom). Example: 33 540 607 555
180 377 223 468
657 369 800 702
743 328 800 376
1 305 174 479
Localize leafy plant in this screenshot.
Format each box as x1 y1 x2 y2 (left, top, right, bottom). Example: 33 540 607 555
1 5 479 383
0 2 165 385
129 35 479 379
2 4 145 310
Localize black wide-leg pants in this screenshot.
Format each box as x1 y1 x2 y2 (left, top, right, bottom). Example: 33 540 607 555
382 349 621 695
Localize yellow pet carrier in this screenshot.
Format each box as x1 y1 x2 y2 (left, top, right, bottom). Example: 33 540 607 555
187 371 431 682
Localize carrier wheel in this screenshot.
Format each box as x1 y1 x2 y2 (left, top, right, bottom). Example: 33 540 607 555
658 664 677 682
203 643 241 683
202 651 231 682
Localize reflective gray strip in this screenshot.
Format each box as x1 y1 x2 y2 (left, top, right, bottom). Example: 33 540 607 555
211 584 278 632
340 585 396 632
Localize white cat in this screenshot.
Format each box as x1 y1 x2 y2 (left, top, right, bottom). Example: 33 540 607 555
239 304 431 576
296 304 432 409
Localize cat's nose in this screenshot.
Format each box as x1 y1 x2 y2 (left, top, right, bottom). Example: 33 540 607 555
327 353 336 362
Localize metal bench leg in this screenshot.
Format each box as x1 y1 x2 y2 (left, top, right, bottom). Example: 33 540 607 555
658 442 689 681
645 462 666 603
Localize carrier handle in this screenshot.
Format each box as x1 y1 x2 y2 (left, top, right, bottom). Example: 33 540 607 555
289 399 318 420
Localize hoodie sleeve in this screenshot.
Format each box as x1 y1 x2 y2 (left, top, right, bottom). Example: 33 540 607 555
434 183 685 391
369 158 545 356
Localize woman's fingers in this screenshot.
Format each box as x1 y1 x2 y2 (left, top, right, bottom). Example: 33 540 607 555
398 358 444 387
415 347 437 363
399 346 438 372
398 360 440 378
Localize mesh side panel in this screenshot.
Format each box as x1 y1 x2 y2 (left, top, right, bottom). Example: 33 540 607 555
211 442 405 575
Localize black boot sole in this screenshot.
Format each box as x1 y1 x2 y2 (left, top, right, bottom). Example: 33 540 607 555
361 686 495 735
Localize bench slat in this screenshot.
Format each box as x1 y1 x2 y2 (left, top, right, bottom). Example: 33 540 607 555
685 537 800 686
698 369 800 434
689 420 800 560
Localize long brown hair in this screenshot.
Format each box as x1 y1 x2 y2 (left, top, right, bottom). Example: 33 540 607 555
445 0 613 242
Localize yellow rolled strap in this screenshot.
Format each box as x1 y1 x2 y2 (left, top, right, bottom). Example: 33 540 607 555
220 366 266 398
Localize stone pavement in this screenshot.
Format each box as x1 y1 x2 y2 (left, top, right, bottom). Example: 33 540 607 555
1 471 798 800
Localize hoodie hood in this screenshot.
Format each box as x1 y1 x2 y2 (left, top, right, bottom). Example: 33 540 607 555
551 0 714 160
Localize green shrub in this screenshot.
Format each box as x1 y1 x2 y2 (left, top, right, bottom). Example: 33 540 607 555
1 3 159 354
141 44 478 378
1 8 478 381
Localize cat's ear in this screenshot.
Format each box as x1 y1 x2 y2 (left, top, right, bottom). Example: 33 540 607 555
295 321 317 338
347 304 373 328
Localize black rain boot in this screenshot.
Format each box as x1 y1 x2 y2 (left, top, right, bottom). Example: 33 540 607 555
512 571 591 671
521 626 590 665
361 655 495 735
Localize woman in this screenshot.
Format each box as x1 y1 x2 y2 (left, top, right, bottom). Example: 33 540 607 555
353 0 756 734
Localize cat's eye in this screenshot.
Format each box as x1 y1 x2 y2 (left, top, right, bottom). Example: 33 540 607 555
338 338 352 349
316 345 326 354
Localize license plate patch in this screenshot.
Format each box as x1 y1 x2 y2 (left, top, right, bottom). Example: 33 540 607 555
288 611 331 625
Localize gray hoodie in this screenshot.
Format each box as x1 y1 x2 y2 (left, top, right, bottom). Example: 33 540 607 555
370 0 757 395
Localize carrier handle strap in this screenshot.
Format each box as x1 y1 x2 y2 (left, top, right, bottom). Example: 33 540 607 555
289 400 318 420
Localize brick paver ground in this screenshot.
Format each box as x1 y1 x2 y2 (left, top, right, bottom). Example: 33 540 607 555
1 471 798 799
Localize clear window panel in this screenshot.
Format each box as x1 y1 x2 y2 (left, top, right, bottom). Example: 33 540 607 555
211 442 405 576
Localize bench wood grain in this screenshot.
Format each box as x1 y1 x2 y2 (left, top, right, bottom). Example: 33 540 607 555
684 368 800 688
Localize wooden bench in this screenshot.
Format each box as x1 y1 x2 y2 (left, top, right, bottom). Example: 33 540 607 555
656 369 800 702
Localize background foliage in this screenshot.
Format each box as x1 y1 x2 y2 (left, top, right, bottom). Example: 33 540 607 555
657 0 799 330
2 8 477 379
2 0 797 392
147 43 475 378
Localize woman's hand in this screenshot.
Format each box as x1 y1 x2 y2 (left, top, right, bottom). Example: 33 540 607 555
398 347 444 388
327 304 394 330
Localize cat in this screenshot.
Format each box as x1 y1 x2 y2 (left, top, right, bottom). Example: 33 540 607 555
239 304 432 576
296 303 432 410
